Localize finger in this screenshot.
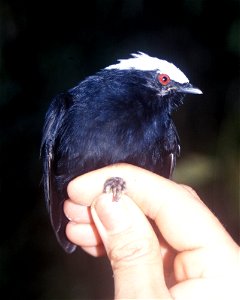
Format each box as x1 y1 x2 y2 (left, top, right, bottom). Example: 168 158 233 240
63 200 93 223
81 245 106 257
91 193 171 299
66 222 102 247
64 200 105 256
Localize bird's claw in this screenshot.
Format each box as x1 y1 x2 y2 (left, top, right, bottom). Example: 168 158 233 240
103 177 126 201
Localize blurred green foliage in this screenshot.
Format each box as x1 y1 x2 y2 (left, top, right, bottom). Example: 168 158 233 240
0 0 239 299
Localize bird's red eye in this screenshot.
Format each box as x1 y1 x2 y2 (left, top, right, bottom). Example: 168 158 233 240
158 74 171 86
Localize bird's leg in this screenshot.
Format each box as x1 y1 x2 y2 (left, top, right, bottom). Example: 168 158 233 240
103 177 126 201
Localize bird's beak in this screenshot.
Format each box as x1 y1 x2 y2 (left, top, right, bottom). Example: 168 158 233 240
178 83 203 95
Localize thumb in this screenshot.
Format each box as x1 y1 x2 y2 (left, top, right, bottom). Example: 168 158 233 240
91 193 171 299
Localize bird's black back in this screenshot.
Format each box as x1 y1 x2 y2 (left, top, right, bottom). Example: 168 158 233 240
41 69 181 252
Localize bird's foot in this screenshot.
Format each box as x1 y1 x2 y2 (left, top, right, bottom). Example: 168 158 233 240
103 177 126 201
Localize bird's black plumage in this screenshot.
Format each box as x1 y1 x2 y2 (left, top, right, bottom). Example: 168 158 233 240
41 52 202 253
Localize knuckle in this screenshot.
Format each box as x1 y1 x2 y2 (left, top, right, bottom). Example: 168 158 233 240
109 234 157 271
181 184 200 199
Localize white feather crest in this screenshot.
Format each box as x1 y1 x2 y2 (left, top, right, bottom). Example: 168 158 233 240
105 52 189 84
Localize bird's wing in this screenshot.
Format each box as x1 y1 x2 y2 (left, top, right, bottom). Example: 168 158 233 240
41 93 76 253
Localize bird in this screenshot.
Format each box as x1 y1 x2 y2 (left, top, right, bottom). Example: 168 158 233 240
41 52 202 253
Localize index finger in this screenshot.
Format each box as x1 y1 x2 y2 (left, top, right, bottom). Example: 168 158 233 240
67 163 237 252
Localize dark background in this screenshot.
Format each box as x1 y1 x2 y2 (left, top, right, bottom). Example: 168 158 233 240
0 0 239 299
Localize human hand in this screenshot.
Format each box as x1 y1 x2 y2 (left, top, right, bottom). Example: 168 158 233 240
64 164 240 299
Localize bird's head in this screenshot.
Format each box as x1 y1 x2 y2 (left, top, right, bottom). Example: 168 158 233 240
105 52 202 110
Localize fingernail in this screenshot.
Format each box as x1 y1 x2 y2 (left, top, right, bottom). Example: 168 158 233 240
92 194 131 232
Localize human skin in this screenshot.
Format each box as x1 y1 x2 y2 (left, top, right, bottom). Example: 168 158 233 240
63 163 240 299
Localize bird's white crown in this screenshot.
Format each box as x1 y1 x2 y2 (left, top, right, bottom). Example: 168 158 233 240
106 52 189 84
